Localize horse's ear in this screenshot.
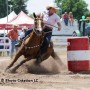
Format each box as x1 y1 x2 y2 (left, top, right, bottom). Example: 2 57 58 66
33 12 37 18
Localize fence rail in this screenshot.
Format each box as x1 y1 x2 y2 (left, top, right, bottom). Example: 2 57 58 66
0 37 11 56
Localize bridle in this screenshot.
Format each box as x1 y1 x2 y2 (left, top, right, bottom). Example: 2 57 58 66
22 13 58 50
34 17 44 36
33 28 43 36
22 32 44 50
22 14 44 49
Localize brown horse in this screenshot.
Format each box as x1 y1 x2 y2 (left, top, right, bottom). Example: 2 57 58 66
5 13 63 73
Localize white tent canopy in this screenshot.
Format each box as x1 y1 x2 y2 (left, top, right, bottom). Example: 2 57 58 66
7 11 34 25
0 11 17 24
5 11 34 30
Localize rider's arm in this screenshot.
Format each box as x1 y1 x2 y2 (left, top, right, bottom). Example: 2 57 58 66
55 15 61 31
57 22 61 31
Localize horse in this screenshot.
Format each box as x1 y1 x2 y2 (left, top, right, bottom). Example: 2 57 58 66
5 13 63 73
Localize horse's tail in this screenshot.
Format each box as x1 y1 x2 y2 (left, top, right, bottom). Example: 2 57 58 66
51 51 67 69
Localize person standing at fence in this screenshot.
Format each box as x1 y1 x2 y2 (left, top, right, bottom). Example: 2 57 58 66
7 24 19 58
15 26 28 47
19 26 28 40
63 12 69 26
68 12 74 26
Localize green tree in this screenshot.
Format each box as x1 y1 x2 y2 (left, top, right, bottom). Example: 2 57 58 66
11 0 28 14
29 14 34 19
0 0 7 18
55 0 89 19
0 0 28 18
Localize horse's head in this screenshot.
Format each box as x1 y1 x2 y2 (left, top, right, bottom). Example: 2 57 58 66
33 13 44 35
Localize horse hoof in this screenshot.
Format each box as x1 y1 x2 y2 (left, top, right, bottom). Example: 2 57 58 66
36 57 43 64
5 69 15 73
5 67 9 72
36 59 42 64
5 69 11 73
35 60 41 65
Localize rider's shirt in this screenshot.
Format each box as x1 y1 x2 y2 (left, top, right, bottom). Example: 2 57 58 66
44 13 60 29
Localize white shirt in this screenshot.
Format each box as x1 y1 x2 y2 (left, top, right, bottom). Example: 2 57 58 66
44 13 60 28
20 31 25 39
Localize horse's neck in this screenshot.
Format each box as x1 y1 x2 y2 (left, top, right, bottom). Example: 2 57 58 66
25 31 43 45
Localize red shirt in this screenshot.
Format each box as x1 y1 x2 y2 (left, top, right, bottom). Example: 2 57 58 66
7 29 18 40
69 14 73 19
63 14 68 19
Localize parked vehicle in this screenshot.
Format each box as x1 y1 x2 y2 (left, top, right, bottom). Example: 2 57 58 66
72 17 90 37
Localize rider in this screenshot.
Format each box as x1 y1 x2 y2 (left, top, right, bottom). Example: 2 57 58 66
38 4 61 61
15 5 61 61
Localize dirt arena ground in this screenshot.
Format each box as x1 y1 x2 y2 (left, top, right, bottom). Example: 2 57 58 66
0 45 90 90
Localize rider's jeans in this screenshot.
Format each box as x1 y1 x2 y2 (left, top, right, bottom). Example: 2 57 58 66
41 31 52 54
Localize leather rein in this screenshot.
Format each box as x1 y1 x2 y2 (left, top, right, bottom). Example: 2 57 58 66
22 29 44 50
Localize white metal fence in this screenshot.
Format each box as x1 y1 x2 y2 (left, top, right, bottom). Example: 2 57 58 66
0 36 11 56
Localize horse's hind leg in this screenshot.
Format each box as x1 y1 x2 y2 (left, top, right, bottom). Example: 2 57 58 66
6 52 22 70
51 50 63 63
51 50 67 70
51 50 61 60
9 57 31 73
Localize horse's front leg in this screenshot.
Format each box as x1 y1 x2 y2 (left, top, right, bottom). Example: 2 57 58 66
8 57 31 73
6 51 22 70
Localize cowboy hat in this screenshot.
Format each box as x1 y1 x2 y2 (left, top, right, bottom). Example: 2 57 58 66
46 4 59 10
22 26 28 30
13 24 19 27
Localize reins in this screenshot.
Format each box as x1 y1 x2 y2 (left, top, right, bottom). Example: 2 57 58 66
22 14 57 50
22 29 44 50
33 28 42 36
44 22 59 28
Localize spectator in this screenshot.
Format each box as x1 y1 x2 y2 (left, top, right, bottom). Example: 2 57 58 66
20 26 28 40
68 12 74 26
63 12 69 26
7 24 19 58
15 26 28 47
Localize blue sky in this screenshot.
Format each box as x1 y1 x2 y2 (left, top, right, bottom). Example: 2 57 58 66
26 0 54 14
26 0 90 14
84 0 90 10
